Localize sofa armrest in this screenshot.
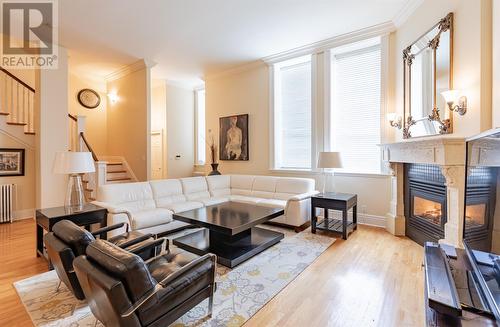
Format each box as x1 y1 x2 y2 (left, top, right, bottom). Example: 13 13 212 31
287 191 320 202
92 201 134 223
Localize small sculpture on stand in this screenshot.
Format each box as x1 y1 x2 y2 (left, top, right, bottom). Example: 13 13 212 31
207 134 221 176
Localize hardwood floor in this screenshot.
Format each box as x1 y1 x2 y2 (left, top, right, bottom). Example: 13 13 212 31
0 219 424 327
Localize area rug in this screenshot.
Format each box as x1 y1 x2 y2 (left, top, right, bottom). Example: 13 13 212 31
14 228 334 327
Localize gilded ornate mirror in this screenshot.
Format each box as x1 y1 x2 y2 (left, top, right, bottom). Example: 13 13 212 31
403 13 453 138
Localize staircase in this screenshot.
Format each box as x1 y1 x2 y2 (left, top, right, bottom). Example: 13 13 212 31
0 67 36 148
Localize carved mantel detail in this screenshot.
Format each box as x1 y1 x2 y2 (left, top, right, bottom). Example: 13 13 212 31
378 136 466 246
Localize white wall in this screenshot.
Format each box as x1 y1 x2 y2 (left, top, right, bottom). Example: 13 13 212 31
36 46 69 208
166 84 195 178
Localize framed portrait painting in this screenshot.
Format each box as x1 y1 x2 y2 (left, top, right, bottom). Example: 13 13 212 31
219 114 249 161
0 148 25 176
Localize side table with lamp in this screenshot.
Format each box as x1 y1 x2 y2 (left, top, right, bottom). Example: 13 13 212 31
36 152 107 265
313 152 358 240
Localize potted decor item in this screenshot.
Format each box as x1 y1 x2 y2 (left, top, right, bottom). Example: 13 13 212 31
207 134 221 176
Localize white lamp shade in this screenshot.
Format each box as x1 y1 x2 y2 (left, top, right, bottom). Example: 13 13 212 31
53 152 95 174
441 90 460 104
317 152 343 169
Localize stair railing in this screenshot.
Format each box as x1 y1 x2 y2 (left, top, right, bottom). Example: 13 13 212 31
0 67 35 134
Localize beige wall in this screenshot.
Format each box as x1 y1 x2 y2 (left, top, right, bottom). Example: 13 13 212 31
392 0 493 139
106 67 150 181
0 135 35 219
206 64 391 221
68 72 108 155
166 84 195 179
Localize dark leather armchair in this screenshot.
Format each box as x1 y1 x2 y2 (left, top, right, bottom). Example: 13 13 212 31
73 239 216 327
43 220 157 300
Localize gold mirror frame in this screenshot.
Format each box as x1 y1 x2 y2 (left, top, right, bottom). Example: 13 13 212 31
402 12 454 139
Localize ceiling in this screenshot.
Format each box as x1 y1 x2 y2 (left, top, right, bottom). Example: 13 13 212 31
58 0 412 87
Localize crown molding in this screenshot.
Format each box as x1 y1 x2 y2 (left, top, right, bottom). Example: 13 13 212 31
105 59 157 82
205 60 265 81
262 21 395 64
392 0 424 28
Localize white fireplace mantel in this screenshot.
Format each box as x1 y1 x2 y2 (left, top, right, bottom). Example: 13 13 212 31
379 136 466 247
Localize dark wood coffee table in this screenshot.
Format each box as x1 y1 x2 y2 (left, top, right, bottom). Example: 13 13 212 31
172 201 285 268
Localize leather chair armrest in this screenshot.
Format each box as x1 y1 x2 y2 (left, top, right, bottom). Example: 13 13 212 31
118 233 154 249
91 223 129 238
128 238 164 257
121 253 216 318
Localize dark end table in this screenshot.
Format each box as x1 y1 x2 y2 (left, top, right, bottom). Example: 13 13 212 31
36 203 107 266
311 192 357 240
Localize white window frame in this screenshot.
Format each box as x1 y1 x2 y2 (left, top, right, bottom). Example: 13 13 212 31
267 29 391 177
194 87 206 166
270 55 316 172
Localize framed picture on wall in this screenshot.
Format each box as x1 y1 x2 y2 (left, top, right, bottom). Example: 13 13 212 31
219 114 249 161
0 148 25 176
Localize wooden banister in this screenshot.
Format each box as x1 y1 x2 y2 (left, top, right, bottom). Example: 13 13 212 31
0 67 35 93
80 132 98 161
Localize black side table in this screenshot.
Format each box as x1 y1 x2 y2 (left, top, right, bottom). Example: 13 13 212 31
311 192 357 239
36 203 107 263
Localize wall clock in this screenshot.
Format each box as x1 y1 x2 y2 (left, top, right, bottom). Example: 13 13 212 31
77 89 101 109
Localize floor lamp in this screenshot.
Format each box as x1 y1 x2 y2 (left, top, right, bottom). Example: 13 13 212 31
317 152 343 194
53 151 95 211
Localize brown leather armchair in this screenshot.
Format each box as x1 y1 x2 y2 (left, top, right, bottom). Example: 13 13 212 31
43 220 157 300
73 238 216 327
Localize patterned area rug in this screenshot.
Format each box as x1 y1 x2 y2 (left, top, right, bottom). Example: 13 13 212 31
14 227 334 327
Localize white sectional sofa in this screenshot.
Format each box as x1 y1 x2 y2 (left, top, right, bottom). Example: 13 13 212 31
93 175 318 237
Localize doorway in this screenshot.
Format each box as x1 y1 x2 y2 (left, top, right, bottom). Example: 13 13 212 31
151 130 165 180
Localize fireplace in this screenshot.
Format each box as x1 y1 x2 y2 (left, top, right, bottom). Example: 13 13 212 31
464 166 497 251
405 164 447 245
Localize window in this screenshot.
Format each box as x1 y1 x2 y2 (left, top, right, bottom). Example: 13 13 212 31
330 39 382 173
195 88 206 165
273 55 312 170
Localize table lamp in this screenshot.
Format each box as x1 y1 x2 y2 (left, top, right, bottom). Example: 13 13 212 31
53 151 95 210
317 152 343 194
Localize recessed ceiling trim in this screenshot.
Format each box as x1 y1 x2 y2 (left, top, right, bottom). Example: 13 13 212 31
262 21 395 65
105 59 157 82
392 0 425 28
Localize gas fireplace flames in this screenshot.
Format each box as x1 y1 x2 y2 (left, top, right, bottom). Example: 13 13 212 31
418 209 442 225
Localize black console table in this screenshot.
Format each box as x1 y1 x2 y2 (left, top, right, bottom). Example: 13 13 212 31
311 192 357 239
36 203 107 265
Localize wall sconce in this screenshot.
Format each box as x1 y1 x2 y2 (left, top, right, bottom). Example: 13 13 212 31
387 113 402 129
441 90 467 116
107 92 119 104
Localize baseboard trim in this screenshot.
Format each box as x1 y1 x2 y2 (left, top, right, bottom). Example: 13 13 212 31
13 209 35 221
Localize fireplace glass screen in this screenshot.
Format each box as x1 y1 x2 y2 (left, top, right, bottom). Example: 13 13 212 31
413 196 442 225
465 204 486 228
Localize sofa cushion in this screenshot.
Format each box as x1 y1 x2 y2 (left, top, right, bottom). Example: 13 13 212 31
150 179 186 207
229 195 264 205
230 175 255 196
180 177 211 201
274 177 316 200
251 176 278 199
257 199 287 209
162 201 203 213
132 208 173 230
98 182 156 212
206 175 231 197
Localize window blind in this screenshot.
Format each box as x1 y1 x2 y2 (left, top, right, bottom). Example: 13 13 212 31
275 60 312 169
331 45 381 173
